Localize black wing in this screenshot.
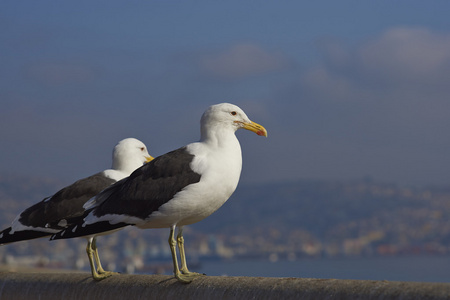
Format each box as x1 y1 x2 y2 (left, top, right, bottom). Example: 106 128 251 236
0 227 50 244
92 147 201 220
18 172 116 230
51 147 202 240
1 172 116 244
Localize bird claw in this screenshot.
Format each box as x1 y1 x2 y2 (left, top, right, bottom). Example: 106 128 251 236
182 271 205 277
98 270 120 276
175 271 205 283
92 271 115 281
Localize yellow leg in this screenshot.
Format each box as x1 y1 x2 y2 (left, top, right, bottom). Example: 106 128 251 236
168 226 195 283
177 227 204 278
86 237 114 281
92 237 118 276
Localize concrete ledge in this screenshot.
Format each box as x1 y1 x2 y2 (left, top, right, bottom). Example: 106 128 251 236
0 272 449 300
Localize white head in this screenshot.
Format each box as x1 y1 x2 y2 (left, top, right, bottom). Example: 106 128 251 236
111 138 153 174
200 103 267 141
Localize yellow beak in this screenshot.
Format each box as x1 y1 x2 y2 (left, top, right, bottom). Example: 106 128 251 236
145 155 154 163
240 121 268 137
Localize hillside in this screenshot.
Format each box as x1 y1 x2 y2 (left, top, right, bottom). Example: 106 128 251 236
195 180 450 258
1 175 450 272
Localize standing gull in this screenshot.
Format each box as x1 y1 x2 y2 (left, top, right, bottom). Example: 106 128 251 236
0 138 153 280
52 103 267 283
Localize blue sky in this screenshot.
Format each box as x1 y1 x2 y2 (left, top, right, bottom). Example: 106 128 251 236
1 1 450 186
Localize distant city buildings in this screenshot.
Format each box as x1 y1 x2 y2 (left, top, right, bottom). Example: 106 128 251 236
1 177 450 273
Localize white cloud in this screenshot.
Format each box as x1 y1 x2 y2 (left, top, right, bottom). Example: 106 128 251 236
358 27 450 85
301 27 450 102
285 27 450 185
301 66 368 102
200 43 288 79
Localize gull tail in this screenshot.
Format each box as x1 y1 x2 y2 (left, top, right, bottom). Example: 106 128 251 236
50 221 130 241
0 227 52 245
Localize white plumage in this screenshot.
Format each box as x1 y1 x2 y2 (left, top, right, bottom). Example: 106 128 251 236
0 137 153 280
52 103 267 283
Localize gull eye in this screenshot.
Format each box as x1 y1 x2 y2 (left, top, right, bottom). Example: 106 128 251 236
140 147 145 151
230 111 237 116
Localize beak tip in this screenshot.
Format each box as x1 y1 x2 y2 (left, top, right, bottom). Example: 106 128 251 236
257 130 268 137
243 120 268 137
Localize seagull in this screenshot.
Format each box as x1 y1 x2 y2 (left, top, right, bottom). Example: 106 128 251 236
51 103 267 283
0 138 153 280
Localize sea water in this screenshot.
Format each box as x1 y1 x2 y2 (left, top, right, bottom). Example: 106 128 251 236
197 255 450 283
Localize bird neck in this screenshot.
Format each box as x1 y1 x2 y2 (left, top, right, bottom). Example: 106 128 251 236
112 159 141 175
200 126 239 149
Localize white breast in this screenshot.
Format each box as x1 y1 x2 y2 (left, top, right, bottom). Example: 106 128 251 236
137 136 243 229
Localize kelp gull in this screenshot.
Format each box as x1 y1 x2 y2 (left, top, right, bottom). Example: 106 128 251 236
52 103 267 283
0 138 153 280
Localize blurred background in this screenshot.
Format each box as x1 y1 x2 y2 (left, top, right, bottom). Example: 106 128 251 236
1 1 450 282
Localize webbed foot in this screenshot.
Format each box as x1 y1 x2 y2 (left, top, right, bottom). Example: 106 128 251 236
175 271 205 283
92 271 115 281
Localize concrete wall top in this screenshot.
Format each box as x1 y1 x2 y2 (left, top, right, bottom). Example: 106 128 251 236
0 272 449 300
